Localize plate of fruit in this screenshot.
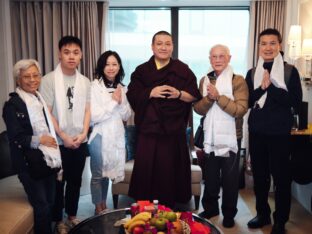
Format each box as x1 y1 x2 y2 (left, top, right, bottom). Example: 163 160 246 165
123 210 192 234
123 201 211 234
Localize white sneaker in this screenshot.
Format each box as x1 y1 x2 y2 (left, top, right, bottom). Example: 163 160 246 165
66 218 81 229
55 221 69 234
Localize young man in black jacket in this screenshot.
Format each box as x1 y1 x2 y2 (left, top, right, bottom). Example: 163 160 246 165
246 28 302 234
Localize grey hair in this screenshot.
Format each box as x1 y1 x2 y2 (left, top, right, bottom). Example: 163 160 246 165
209 44 231 56
13 59 41 82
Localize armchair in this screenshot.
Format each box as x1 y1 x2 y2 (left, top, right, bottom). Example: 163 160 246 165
111 159 202 210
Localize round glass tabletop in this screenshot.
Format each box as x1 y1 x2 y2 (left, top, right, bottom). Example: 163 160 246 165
69 208 221 234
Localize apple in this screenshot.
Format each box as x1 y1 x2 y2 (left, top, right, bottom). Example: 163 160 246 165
157 211 166 219
149 217 157 226
155 218 167 231
132 226 144 234
165 211 177 222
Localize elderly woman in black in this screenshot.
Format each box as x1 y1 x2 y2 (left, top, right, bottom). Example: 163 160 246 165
2 59 61 234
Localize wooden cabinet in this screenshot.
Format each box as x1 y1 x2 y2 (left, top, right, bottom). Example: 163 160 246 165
291 124 312 184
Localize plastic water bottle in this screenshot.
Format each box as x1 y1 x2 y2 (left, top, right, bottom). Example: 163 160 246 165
153 200 159 215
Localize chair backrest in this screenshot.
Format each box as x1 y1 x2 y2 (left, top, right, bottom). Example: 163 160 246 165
0 131 15 179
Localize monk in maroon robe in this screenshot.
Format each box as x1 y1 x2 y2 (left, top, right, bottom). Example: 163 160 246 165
126 31 201 208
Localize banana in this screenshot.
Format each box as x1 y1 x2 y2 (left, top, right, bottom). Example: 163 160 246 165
124 220 133 229
124 212 151 229
135 212 151 220
127 220 146 232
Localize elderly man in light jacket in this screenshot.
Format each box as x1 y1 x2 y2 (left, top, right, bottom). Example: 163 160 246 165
194 44 248 228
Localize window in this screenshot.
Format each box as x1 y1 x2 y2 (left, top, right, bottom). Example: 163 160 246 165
108 9 171 84
178 9 249 129
108 7 249 131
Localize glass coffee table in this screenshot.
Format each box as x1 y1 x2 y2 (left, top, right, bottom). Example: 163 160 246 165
69 208 221 234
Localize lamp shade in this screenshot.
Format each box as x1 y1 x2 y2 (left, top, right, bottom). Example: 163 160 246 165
288 25 302 59
302 39 312 56
288 25 302 43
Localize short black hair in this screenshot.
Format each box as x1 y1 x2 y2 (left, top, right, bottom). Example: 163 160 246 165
58 35 82 50
258 28 282 43
95 50 125 87
152 31 172 44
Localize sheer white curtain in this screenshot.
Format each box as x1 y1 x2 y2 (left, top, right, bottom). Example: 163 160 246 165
10 1 109 80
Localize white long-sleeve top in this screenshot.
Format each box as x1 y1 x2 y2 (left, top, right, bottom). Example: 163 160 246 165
88 79 132 183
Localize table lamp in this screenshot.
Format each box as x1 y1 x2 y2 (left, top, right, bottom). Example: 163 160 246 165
302 38 312 78
288 25 302 63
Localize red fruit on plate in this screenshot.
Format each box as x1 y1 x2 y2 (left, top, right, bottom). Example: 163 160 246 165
132 226 145 234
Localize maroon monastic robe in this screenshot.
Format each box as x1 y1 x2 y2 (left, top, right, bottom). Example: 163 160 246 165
126 56 201 208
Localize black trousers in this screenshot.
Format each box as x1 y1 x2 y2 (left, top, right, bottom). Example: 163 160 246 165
53 143 88 221
201 140 241 219
19 172 55 234
249 133 291 224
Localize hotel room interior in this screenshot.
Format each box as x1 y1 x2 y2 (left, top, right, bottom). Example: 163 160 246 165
0 0 311 233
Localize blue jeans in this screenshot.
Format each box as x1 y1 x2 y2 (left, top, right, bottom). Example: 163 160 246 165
88 134 109 205
18 172 55 234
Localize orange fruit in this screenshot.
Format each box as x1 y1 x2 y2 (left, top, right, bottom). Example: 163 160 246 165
171 220 182 234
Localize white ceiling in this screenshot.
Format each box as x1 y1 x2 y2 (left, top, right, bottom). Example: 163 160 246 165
109 0 251 7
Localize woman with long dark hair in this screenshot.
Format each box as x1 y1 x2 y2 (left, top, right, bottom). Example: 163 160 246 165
88 51 131 214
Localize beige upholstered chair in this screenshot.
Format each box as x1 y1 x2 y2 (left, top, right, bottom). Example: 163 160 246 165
0 132 33 233
111 159 202 210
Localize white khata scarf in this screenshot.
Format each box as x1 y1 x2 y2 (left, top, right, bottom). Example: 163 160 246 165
54 63 86 131
203 65 238 157
16 87 62 168
92 80 126 183
254 53 287 108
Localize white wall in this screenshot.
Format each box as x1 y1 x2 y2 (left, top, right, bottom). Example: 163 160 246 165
290 0 312 215
0 0 14 132
285 0 312 123
299 0 312 123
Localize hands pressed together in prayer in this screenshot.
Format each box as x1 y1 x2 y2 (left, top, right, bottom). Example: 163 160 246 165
261 70 271 90
206 83 220 101
112 84 123 104
150 85 181 99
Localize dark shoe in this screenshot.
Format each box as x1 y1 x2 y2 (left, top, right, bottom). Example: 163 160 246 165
223 217 235 228
198 210 219 219
247 215 271 228
271 223 286 234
